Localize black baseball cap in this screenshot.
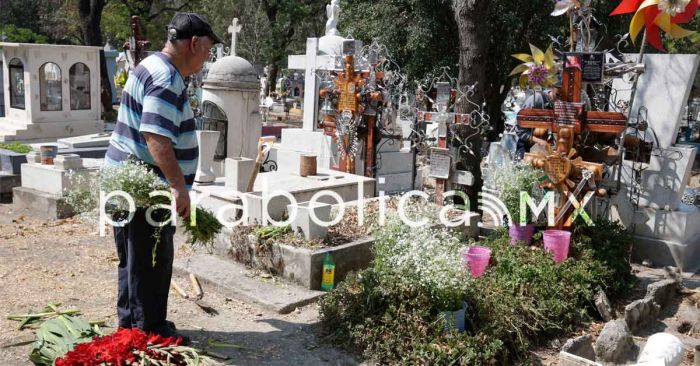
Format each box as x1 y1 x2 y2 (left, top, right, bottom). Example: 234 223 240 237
167 12 223 44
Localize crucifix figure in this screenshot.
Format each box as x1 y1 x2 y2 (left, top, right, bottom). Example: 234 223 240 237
517 55 626 227
228 18 242 57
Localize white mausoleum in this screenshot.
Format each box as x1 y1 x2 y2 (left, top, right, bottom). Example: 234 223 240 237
0 43 104 142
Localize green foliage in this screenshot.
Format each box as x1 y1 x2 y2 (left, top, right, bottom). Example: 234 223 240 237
320 220 635 364
339 0 458 80
254 224 291 240
100 2 132 47
184 207 224 251
0 142 32 154
488 161 544 224
571 219 636 297
29 315 100 365
0 24 49 44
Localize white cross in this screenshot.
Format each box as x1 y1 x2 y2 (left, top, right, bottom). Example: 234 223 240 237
227 18 242 56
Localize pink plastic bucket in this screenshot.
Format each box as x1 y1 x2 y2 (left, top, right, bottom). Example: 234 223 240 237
509 224 536 245
463 246 491 277
543 230 571 264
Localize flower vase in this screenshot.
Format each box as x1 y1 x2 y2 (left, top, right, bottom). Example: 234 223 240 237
440 301 467 332
509 224 536 245
543 229 571 264
194 130 220 184
462 246 491 277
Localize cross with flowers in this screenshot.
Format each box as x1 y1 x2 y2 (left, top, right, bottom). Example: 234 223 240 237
516 56 626 227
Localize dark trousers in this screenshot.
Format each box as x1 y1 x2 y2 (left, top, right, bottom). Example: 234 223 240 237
113 209 175 334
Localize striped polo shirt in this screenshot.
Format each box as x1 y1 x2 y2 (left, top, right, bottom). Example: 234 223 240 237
105 52 198 188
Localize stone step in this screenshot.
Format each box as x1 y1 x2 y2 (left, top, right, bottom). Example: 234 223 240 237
173 254 326 314
0 124 21 142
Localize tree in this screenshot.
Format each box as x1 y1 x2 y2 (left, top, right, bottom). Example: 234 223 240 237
339 0 458 80
76 0 113 121
257 0 327 93
78 0 106 46
452 0 489 113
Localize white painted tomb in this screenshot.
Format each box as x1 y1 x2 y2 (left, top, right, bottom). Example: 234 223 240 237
0 43 104 142
604 54 700 272
612 54 699 149
201 53 261 176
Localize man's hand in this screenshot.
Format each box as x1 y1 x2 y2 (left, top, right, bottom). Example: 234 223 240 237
143 132 191 219
172 185 191 219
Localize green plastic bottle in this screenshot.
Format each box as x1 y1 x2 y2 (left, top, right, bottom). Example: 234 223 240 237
320 252 335 291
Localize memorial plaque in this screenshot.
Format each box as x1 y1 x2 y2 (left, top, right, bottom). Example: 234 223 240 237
429 147 451 179
436 82 451 110
581 52 604 83
566 52 604 83
454 170 474 186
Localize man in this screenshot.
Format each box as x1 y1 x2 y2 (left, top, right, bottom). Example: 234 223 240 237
515 86 560 159
104 13 222 341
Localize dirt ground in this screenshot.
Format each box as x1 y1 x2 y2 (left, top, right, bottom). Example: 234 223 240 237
2 198 700 366
0 203 361 366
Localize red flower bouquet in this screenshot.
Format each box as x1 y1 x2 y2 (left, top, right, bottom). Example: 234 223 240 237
56 328 205 365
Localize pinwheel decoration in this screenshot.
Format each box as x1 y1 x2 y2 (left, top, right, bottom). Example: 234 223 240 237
551 0 582 16
510 45 559 89
610 0 699 51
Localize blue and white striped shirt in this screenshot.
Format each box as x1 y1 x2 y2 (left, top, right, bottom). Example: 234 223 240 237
105 52 198 188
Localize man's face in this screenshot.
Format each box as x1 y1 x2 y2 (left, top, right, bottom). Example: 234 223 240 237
188 36 214 74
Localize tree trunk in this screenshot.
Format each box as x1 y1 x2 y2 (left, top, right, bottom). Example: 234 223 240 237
451 0 488 114
267 62 279 95
77 0 114 121
451 0 489 211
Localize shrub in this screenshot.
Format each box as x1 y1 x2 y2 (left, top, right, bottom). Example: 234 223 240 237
486 160 544 224
319 219 635 364
0 142 32 154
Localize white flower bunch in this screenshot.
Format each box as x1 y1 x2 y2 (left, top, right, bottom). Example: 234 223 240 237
64 170 101 218
99 160 169 209
487 160 544 224
373 214 469 310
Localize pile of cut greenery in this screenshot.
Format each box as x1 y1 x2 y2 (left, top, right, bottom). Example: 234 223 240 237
319 217 635 365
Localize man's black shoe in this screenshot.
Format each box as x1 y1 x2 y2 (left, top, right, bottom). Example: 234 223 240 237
166 320 177 331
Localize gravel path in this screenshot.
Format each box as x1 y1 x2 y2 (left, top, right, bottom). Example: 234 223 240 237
0 203 361 366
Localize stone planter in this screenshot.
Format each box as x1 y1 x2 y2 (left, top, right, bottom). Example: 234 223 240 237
225 157 255 192
0 148 28 175
232 235 375 290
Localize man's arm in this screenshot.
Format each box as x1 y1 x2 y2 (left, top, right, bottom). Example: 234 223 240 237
143 132 190 218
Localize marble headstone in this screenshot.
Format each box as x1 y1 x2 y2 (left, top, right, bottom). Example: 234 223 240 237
612 54 699 149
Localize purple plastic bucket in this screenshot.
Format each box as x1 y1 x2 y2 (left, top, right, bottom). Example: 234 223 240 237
543 230 571 264
463 246 491 277
509 224 536 245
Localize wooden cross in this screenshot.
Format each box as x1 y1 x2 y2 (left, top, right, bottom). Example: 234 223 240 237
228 18 242 57
516 58 626 227
122 16 151 67
319 54 385 176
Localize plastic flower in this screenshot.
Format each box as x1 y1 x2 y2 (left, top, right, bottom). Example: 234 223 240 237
610 0 699 51
510 44 558 89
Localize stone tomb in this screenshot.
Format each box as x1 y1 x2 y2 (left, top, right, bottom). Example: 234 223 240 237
0 43 104 142
612 54 700 149
605 54 700 272
200 53 262 177
13 154 101 219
